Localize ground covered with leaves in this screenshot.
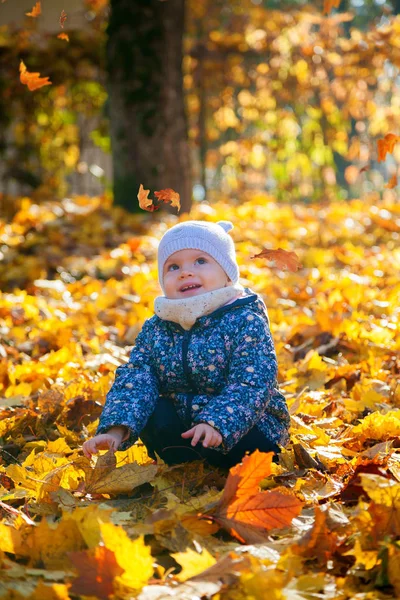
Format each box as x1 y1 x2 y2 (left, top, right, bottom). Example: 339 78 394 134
0 194 400 600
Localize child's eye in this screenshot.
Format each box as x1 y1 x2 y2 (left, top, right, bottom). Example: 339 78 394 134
196 257 207 265
168 264 179 271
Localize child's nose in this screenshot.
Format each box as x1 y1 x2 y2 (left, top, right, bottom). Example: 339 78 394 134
180 267 193 277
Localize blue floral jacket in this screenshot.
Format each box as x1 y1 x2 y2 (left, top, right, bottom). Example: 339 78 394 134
97 289 290 452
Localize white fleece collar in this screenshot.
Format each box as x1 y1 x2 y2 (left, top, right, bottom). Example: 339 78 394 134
154 283 245 330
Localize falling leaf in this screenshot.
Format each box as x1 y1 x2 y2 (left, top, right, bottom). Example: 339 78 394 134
154 188 181 212
59 9 67 28
26 1 41 17
137 184 157 212
20 60 51 92
251 248 302 272
69 546 124 600
359 165 370 174
323 0 341 15
57 33 69 42
377 133 400 162
385 174 397 189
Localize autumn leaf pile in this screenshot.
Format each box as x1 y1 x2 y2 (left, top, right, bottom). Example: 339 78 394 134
1 193 400 599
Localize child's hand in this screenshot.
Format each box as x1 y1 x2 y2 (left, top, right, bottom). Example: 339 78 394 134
82 427 127 459
181 423 222 448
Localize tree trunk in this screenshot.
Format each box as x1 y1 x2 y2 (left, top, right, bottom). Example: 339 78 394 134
107 0 192 213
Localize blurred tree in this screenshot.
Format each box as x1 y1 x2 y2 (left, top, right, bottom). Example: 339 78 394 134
107 0 192 213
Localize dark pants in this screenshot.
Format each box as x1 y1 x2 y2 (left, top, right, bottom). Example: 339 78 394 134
140 396 280 469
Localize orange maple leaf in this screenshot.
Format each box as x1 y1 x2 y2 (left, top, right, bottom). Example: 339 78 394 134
60 9 67 28
251 248 302 272
206 451 303 544
69 546 124 600
385 174 398 189
57 33 69 41
137 183 157 212
19 60 51 92
26 1 41 17
292 506 339 561
377 133 400 163
154 188 181 212
323 0 341 15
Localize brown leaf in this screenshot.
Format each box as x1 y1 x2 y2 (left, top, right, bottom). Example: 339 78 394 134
20 60 51 92
292 506 338 561
82 450 158 495
154 188 181 212
251 248 302 272
69 546 124 600
26 1 41 17
60 9 67 28
137 184 157 212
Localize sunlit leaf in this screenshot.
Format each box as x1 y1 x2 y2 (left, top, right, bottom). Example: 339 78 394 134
19 60 51 92
26 1 41 17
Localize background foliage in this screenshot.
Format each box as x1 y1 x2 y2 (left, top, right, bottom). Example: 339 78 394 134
1 0 400 206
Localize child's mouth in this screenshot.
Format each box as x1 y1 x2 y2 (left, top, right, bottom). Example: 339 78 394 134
180 284 202 294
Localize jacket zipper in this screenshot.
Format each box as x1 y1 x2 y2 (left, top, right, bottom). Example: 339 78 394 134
182 329 194 424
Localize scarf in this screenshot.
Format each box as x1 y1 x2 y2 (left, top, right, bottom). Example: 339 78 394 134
154 283 245 330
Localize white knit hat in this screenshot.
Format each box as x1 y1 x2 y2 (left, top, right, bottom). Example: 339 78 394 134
157 220 239 294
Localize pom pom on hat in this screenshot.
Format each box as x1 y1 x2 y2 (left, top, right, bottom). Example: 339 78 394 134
157 220 239 294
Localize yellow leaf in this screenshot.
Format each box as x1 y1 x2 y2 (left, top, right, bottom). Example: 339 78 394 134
100 523 153 590
344 539 379 570
171 547 217 582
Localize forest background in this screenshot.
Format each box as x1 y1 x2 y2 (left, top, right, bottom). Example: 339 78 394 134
0 1 400 599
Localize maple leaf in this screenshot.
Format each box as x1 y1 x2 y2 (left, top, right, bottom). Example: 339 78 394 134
60 9 67 28
26 1 41 17
57 33 69 42
69 546 124 600
154 188 181 212
377 133 400 162
78 449 158 495
385 174 397 189
251 248 302 272
20 60 51 92
137 184 157 212
205 451 303 543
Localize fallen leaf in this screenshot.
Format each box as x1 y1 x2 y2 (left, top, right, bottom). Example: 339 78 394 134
69 546 124 600
81 450 158 495
251 248 302 272
208 451 303 544
20 60 51 92
100 523 153 590
171 547 216 582
26 1 41 17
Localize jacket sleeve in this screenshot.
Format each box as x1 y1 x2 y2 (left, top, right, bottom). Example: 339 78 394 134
96 319 160 450
192 314 280 452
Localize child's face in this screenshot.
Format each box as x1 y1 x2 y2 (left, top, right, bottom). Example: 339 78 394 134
163 249 231 299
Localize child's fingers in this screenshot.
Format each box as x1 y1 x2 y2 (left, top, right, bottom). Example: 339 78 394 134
181 427 195 439
191 426 205 446
202 429 213 448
